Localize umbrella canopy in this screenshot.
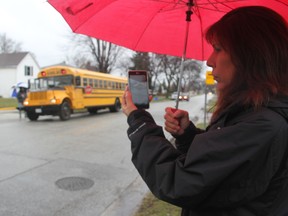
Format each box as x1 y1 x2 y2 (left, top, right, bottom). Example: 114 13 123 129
48 0 288 108
11 88 17 98
49 0 288 61
12 82 28 89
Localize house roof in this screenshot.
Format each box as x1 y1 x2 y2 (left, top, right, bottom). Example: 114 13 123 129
0 52 29 68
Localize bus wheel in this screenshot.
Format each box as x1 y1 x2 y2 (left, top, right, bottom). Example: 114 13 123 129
109 98 121 112
59 101 71 121
27 111 39 121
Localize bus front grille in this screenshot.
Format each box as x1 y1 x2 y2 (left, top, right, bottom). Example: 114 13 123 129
30 92 47 100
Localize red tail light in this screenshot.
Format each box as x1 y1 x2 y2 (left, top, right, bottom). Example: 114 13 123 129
61 69 67 74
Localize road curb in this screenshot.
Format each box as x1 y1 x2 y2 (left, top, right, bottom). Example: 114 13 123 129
100 175 149 216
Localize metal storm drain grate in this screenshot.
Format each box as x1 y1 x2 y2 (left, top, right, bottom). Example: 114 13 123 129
55 176 94 191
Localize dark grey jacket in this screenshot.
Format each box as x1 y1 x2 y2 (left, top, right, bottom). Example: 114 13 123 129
127 97 288 216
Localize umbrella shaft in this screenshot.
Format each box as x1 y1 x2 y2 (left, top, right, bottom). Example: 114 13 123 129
175 10 191 109
175 56 185 109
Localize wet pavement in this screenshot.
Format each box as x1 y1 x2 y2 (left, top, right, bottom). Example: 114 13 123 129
0 109 148 216
0 95 210 216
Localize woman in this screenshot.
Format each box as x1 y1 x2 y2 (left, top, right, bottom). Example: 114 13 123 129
122 6 288 216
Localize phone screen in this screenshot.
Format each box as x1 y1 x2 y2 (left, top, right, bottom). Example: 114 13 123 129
128 71 149 109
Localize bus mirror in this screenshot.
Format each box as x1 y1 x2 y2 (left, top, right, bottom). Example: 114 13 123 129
75 76 81 86
28 80 31 89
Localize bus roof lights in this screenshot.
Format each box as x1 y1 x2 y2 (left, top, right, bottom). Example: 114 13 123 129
61 69 67 75
41 71 47 77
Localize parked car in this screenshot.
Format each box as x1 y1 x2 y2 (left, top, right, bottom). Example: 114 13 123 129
170 92 178 100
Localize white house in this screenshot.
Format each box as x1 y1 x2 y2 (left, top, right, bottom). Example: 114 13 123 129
0 52 40 98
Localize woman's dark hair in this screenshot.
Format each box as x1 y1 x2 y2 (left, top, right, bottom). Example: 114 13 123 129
205 6 288 119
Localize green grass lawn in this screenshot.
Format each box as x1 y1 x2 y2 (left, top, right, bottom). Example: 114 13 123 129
0 98 18 108
134 192 181 216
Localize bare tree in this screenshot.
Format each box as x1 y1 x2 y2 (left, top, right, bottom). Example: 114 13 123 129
129 52 151 70
149 53 167 94
67 34 125 73
128 52 205 96
129 52 165 93
182 60 204 93
116 53 134 76
0 33 22 53
157 55 182 97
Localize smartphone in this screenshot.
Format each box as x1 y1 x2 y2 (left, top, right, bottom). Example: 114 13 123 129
128 70 150 109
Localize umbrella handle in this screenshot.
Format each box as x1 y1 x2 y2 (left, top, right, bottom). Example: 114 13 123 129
171 108 177 113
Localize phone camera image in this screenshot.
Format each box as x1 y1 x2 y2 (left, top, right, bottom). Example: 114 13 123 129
128 71 149 109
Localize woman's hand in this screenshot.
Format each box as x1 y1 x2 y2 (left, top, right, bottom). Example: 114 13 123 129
122 86 137 117
164 107 190 136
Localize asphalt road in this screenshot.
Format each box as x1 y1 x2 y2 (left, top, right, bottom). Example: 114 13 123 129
0 94 211 216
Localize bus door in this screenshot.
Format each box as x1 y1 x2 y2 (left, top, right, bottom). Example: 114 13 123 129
70 76 85 109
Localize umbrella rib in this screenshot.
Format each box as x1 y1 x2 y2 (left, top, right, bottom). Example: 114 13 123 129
150 0 241 13
135 0 251 13
132 9 162 50
191 2 205 60
132 1 187 49
133 0 192 50
198 0 236 12
148 0 187 11
276 0 288 6
69 0 119 32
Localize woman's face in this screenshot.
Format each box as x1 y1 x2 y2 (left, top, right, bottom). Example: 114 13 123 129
206 43 236 92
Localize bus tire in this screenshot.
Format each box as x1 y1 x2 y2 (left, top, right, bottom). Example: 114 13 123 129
59 101 71 121
27 111 39 121
109 98 121 112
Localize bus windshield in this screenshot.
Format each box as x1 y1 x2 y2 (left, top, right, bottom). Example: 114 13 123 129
29 75 73 91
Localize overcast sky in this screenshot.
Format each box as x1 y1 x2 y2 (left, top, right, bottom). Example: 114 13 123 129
0 0 72 67
0 0 209 78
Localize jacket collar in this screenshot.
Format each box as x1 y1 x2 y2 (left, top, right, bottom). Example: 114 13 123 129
266 96 288 121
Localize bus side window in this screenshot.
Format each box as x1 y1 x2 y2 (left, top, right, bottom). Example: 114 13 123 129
83 78 88 86
75 76 81 86
89 79 93 87
94 79 98 88
121 83 125 90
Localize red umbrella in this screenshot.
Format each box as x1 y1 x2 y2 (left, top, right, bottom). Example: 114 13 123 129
48 0 288 60
48 0 288 107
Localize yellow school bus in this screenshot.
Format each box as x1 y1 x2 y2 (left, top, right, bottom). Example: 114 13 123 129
23 66 127 121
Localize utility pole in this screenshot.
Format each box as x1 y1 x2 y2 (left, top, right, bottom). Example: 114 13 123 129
204 71 214 127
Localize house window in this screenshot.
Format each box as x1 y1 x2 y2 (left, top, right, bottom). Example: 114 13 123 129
24 66 33 76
